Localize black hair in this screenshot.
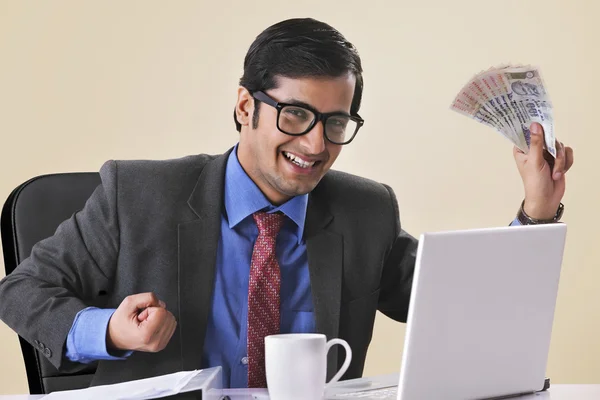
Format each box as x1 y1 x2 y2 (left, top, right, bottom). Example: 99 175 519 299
234 18 363 131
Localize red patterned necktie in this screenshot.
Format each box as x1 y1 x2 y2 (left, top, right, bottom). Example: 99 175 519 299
247 211 285 388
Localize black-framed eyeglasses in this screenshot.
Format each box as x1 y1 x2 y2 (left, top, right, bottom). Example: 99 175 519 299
252 91 364 145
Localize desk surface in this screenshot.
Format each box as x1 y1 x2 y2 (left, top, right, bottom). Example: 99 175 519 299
525 385 600 399
2 385 599 399
196 385 600 400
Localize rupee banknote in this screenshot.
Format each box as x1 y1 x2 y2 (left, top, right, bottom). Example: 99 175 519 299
451 65 556 157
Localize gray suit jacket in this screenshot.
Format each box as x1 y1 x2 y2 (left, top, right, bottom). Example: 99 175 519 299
0 149 417 387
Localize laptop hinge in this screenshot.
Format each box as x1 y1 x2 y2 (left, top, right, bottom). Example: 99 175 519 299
479 378 550 400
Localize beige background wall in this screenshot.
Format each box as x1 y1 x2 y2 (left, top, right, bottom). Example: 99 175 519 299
0 0 598 394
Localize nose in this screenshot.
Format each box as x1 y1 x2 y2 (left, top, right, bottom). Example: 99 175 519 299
299 120 327 155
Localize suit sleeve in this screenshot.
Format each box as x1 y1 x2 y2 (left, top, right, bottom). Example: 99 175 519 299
377 184 418 323
0 160 121 370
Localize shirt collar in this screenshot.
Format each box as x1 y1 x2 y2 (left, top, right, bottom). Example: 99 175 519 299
224 145 308 243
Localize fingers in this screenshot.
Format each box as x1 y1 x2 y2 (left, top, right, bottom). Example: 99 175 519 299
139 307 177 352
137 308 149 322
109 293 174 352
157 313 178 351
552 140 566 180
121 292 167 323
137 299 167 321
551 141 575 179
513 144 525 158
564 146 574 172
122 292 162 314
528 122 545 169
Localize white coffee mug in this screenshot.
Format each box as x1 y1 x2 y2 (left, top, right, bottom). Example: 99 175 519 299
265 333 352 400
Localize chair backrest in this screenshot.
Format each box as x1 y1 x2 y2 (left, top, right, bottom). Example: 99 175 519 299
1 172 101 394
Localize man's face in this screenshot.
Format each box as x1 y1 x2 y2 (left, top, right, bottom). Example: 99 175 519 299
236 74 356 205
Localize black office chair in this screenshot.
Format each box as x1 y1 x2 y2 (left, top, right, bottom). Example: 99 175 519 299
1 172 101 394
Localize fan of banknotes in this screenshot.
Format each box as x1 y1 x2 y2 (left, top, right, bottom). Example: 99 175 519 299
450 65 556 158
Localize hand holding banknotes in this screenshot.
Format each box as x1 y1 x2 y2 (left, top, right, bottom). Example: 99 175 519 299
107 292 177 353
514 122 573 220
452 65 574 220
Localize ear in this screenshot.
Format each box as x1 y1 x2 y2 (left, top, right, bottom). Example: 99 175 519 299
235 87 254 128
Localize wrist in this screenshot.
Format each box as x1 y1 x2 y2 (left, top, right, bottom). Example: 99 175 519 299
518 200 564 225
106 316 123 351
523 200 557 220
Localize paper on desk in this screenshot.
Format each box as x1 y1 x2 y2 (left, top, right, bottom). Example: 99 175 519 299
41 369 204 400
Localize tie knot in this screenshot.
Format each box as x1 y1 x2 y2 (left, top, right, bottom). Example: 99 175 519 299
252 211 285 237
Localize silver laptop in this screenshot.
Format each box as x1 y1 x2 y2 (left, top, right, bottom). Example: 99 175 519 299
327 224 567 400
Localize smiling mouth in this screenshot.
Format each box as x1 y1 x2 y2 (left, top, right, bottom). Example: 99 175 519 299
282 151 322 169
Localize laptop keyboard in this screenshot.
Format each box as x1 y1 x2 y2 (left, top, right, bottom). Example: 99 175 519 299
330 387 398 399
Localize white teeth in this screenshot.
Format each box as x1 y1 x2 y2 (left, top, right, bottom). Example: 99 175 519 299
283 152 316 169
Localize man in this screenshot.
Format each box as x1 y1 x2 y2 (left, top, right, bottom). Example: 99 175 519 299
0 18 574 390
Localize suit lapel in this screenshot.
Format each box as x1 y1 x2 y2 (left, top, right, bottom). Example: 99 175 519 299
305 190 343 379
178 150 231 370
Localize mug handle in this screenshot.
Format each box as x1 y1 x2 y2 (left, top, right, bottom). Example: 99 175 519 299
324 338 353 389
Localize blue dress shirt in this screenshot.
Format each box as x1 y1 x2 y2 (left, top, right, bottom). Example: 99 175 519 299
65 146 316 388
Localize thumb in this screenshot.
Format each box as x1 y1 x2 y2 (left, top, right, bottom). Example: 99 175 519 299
137 308 149 322
528 122 545 168
137 306 164 323
122 292 162 315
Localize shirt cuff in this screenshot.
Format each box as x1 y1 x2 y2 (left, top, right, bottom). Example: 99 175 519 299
510 217 522 226
65 307 133 363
